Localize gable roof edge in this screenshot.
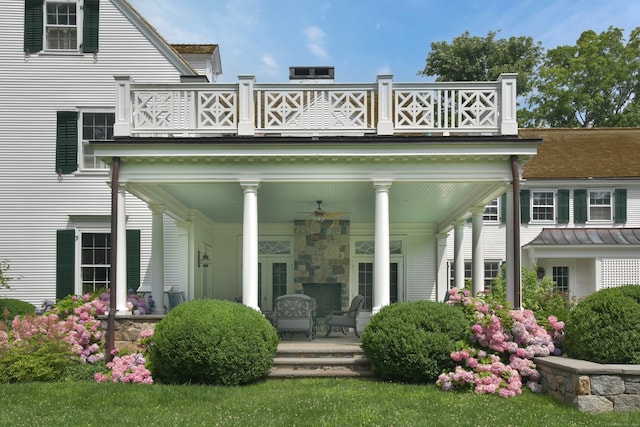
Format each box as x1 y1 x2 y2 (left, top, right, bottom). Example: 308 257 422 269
113 0 198 76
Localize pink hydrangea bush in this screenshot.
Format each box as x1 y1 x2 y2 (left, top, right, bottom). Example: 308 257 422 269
437 287 563 397
95 328 155 384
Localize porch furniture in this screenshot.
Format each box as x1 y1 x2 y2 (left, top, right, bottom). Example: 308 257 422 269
167 290 186 310
274 294 317 341
325 295 365 338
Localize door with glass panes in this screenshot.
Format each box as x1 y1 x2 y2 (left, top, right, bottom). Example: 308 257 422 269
257 240 293 311
352 239 404 310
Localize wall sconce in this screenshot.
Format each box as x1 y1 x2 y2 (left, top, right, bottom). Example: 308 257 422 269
536 266 545 279
198 250 210 268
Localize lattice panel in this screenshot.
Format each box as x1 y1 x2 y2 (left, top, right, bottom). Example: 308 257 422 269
395 91 435 128
458 90 497 128
262 90 368 130
258 240 291 255
198 91 236 128
134 91 174 128
599 258 640 289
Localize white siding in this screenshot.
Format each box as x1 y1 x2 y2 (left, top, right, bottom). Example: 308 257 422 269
0 1 188 305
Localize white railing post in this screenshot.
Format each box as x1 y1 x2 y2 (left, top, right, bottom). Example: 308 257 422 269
238 75 256 136
114 76 131 137
498 73 518 135
376 74 394 135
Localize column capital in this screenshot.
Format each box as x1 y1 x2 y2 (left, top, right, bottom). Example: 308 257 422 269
149 203 164 214
471 206 486 215
436 232 449 240
372 180 392 190
240 181 260 192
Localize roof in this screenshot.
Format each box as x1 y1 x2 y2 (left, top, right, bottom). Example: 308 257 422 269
519 128 640 179
526 228 640 246
172 44 219 55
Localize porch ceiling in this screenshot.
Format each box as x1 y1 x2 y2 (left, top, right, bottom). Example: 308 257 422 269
138 180 505 226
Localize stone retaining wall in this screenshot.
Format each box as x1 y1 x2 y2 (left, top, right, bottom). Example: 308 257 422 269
535 356 640 413
98 315 163 352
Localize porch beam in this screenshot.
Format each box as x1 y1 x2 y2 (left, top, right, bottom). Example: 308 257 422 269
373 181 391 313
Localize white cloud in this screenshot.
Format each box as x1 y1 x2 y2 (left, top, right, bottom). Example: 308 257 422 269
304 26 330 60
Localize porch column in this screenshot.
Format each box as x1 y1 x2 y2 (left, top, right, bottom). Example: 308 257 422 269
116 185 129 313
241 182 260 310
373 181 391 313
150 204 165 314
471 206 485 296
453 221 465 288
436 232 449 301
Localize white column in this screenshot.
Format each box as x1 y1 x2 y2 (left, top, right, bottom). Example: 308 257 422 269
241 182 260 310
116 185 128 313
373 181 391 313
453 221 465 289
436 232 449 301
376 74 394 135
238 75 255 136
471 206 485 295
150 204 165 314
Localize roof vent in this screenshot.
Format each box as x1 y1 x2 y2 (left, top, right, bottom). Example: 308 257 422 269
289 66 334 83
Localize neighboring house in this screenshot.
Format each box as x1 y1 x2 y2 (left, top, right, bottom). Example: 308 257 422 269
0 0 220 308
2 2 540 319
447 128 640 300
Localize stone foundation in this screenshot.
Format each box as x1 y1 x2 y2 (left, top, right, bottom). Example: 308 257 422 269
98 315 163 352
536 356 640 412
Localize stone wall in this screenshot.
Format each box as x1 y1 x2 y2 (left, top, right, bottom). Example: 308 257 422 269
98 315 163 352
536 356 640 412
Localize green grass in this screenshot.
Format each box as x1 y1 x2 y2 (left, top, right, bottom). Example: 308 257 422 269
1 379 639 426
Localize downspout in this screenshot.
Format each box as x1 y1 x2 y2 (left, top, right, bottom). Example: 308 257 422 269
511 155 521 309
106 157 120 362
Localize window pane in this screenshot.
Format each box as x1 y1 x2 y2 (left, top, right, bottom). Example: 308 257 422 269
552 266 569 293
532 191 554 221
390 263 398 303
46 2 77 50
81 232 111 293
484 262 501 289
589 191 612 221
483 199 499 222
82 113 114 169
358 263 373 310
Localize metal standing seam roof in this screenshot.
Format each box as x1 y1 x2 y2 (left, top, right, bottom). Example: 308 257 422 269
527 228 640 246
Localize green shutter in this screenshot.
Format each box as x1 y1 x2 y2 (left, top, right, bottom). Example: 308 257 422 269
24 0 43 54
82 0 99 53
56 229 75 300
520 189 530 223
126 229 141 291
557 189 570 224
615 189 627 223
500 193 507 224
56 111 78 174
574 189 587 224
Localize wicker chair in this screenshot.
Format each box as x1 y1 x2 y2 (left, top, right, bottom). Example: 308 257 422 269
325 295 365 338
274 294 317 341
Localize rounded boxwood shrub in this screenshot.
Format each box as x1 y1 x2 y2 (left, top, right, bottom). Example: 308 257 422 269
361 301 469 383
0 299 35 326
565 285 640 364
149 299 278 385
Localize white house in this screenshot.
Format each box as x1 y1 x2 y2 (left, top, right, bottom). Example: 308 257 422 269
447 128 640 300
0 0 220 308
1 1 540 319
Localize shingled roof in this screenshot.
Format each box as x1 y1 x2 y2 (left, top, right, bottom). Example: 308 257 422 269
519 128 640 179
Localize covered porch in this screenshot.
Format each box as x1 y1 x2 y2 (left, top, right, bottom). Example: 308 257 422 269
94 73 540 317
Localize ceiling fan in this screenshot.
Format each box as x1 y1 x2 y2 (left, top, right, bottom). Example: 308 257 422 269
297 200 349 223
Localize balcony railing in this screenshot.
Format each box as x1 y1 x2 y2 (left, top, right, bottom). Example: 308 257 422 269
113 74 518 138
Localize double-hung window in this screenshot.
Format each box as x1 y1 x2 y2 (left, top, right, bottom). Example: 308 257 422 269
588 190 612 221
81 111 113 170
24 0 99 54
483 198 499 223
531 191 555 222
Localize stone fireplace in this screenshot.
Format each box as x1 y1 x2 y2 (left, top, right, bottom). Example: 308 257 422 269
294 220 350 315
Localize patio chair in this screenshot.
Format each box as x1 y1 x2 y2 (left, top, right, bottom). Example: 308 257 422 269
167 290 186 310
325 295 365 338
274 294 317 341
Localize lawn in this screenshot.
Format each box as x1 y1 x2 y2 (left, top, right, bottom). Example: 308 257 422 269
1 379 639 426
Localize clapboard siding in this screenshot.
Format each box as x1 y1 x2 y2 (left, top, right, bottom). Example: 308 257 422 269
0 1 189 305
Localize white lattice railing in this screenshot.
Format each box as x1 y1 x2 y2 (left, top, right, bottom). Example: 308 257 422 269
114 74 517 138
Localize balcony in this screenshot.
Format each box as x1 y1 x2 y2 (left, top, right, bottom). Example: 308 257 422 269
113 74 518 138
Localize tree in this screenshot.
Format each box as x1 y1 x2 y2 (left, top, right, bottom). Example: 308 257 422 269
418 30 543 96
521 26 640 127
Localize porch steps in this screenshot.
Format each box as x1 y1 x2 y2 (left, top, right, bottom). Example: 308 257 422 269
269 341 374 378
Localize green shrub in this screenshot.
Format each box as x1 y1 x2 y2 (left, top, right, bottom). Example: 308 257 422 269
150 299 278 385
0 299 35 327
564 285 640 364
361 301 468 383
0 338 77 383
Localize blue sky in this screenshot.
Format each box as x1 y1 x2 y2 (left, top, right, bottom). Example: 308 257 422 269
128 0 640 83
